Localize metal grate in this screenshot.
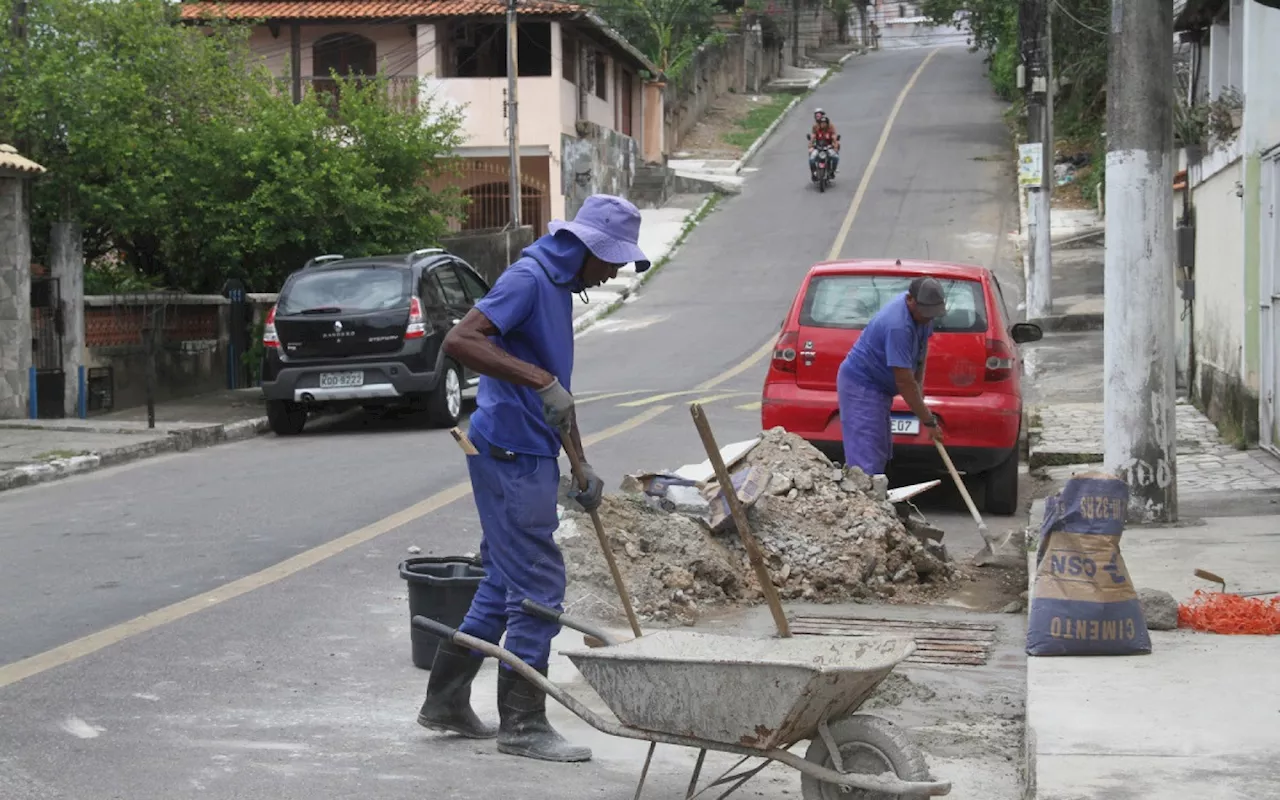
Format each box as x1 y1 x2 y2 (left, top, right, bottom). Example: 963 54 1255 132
789 615 997 666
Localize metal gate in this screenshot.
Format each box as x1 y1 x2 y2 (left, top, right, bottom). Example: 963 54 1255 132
30 276 66 419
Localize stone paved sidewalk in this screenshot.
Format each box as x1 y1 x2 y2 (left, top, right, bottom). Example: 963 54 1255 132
1029 400 1280 494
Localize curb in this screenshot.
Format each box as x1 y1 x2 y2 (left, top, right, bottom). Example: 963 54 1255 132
734 50 856 174
573 193 720 335
734 96 801 173
0 416 269 494
572 50 852 337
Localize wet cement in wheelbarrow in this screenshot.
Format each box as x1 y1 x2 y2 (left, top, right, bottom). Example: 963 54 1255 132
534 601 1026 799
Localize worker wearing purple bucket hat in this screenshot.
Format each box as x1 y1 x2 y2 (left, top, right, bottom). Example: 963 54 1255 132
414 195 648 763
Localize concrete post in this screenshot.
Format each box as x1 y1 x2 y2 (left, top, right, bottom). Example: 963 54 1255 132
0 174 34 419
1023 0 1054 320
50 221 84 417
1103 0 1178 522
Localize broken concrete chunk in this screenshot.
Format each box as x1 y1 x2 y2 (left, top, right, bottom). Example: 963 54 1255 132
1138 588 1179 631
768 473 794 496
794 471 815 491
871 474 889 500
1001 599 1026 614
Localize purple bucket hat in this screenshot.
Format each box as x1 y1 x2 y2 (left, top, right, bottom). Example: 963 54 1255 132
547 194 651 272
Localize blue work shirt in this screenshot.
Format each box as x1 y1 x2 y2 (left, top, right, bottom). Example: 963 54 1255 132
467 232 585 459
838 293 933 397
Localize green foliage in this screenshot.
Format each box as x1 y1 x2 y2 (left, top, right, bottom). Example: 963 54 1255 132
0 0 463 294
721 93 793 149
595 0 721 78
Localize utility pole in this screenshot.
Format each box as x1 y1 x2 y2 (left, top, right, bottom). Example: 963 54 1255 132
791 0 800 66
506 0 522 228
1104 0 1178 522
1022 0 1053 320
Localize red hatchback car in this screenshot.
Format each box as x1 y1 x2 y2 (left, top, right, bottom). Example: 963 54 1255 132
761 259 1042 515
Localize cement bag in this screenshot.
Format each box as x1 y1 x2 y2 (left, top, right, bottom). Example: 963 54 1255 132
701 465 771 533
1026 472 1151 656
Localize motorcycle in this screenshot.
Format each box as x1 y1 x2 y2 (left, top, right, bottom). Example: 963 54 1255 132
807 133 840 193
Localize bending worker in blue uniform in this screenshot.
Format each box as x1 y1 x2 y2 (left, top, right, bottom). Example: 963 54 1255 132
836 276 947 476
414 195 649 763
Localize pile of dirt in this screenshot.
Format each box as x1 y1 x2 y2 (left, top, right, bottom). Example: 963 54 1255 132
558 427 956 625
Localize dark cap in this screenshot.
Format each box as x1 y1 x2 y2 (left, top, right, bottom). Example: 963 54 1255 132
908 276 947 319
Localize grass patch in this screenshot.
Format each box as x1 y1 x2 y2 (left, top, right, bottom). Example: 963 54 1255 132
722 94 795 151
37 449 86 461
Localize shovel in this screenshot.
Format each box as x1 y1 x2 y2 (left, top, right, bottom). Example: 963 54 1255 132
933 439 1018 566
1194 568 1279 598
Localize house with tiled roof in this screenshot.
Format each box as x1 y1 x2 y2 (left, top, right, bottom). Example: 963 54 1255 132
180 0 665 232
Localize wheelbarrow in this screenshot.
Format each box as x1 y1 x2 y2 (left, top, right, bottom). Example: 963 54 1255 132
413 603 951 799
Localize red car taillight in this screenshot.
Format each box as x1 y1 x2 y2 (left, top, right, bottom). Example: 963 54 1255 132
263 305 279 348
771 330 799 374
984 338 1014 382
404 296 426 340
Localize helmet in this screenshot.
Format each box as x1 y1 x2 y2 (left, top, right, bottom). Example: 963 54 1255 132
814 108 825 118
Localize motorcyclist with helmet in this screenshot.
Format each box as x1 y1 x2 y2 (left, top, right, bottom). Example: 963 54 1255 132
807 108 840 178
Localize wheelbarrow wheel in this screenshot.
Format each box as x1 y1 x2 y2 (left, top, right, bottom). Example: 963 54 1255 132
800 714 930 799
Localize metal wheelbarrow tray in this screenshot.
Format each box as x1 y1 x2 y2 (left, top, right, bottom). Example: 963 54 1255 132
413 606 951 798
564 630 910 750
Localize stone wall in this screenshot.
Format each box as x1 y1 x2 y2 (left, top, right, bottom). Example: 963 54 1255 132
562 122 638 220
662 32 785 154
0 176 33 419
82 295 228 414
441 226 537 286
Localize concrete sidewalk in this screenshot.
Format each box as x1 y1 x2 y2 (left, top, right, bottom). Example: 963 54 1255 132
1025 507 1280 799
572 194 714 333
1020 212 1280 797
0 389 267 492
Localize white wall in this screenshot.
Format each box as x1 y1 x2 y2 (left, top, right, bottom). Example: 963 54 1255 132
1242 1 1280 153
1193 163 1247 382
247 24 420 78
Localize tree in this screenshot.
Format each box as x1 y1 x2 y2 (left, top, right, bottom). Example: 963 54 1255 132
595 0 722 77
0 0 463 293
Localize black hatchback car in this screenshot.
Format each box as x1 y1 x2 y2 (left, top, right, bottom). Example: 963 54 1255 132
260 248 491 436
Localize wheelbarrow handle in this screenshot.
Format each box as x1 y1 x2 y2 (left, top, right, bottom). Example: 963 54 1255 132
412 615 460 643
520 599 623 647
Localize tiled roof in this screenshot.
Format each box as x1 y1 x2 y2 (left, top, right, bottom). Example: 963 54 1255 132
179 0 583 20
0 144 46 175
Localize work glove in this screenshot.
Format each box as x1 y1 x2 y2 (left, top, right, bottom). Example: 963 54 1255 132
569 461 604 513
536 377 575 431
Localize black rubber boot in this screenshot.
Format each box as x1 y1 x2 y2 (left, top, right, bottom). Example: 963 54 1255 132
416 641 496 739
496 668 592 763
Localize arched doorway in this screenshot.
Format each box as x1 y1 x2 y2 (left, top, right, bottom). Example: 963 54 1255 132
461 182 547 233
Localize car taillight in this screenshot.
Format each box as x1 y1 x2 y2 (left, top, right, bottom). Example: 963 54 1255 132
984 338 1014 382
263 305 279 348
405 296 426 340
771 330 799 374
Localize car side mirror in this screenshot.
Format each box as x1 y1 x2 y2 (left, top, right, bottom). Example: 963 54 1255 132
806 133 812 141
1010 322 1043 344
837 134 842 141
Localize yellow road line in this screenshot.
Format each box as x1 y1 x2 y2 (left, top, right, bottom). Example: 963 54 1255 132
694 338 776 391
736 401 763 411
617 390 700 407
575 390 649 406
0 405 668 689
1 57 940 689
685 392 751 405
826 48 941 262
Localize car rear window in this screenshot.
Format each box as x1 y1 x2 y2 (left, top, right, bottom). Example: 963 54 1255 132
278 267 411 315
800 275 988 333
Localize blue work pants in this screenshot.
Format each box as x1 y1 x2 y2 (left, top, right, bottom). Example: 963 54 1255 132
457 432 566 671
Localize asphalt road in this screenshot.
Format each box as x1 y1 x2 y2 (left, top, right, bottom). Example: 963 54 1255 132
0 45 1024 799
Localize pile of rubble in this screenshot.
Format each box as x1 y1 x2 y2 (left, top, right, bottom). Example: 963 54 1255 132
557 427 955 625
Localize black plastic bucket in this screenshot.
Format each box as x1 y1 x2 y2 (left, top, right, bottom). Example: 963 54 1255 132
399 556 486 670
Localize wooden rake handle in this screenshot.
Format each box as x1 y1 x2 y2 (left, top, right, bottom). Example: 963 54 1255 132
560 429 644 639
689 404 791 638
